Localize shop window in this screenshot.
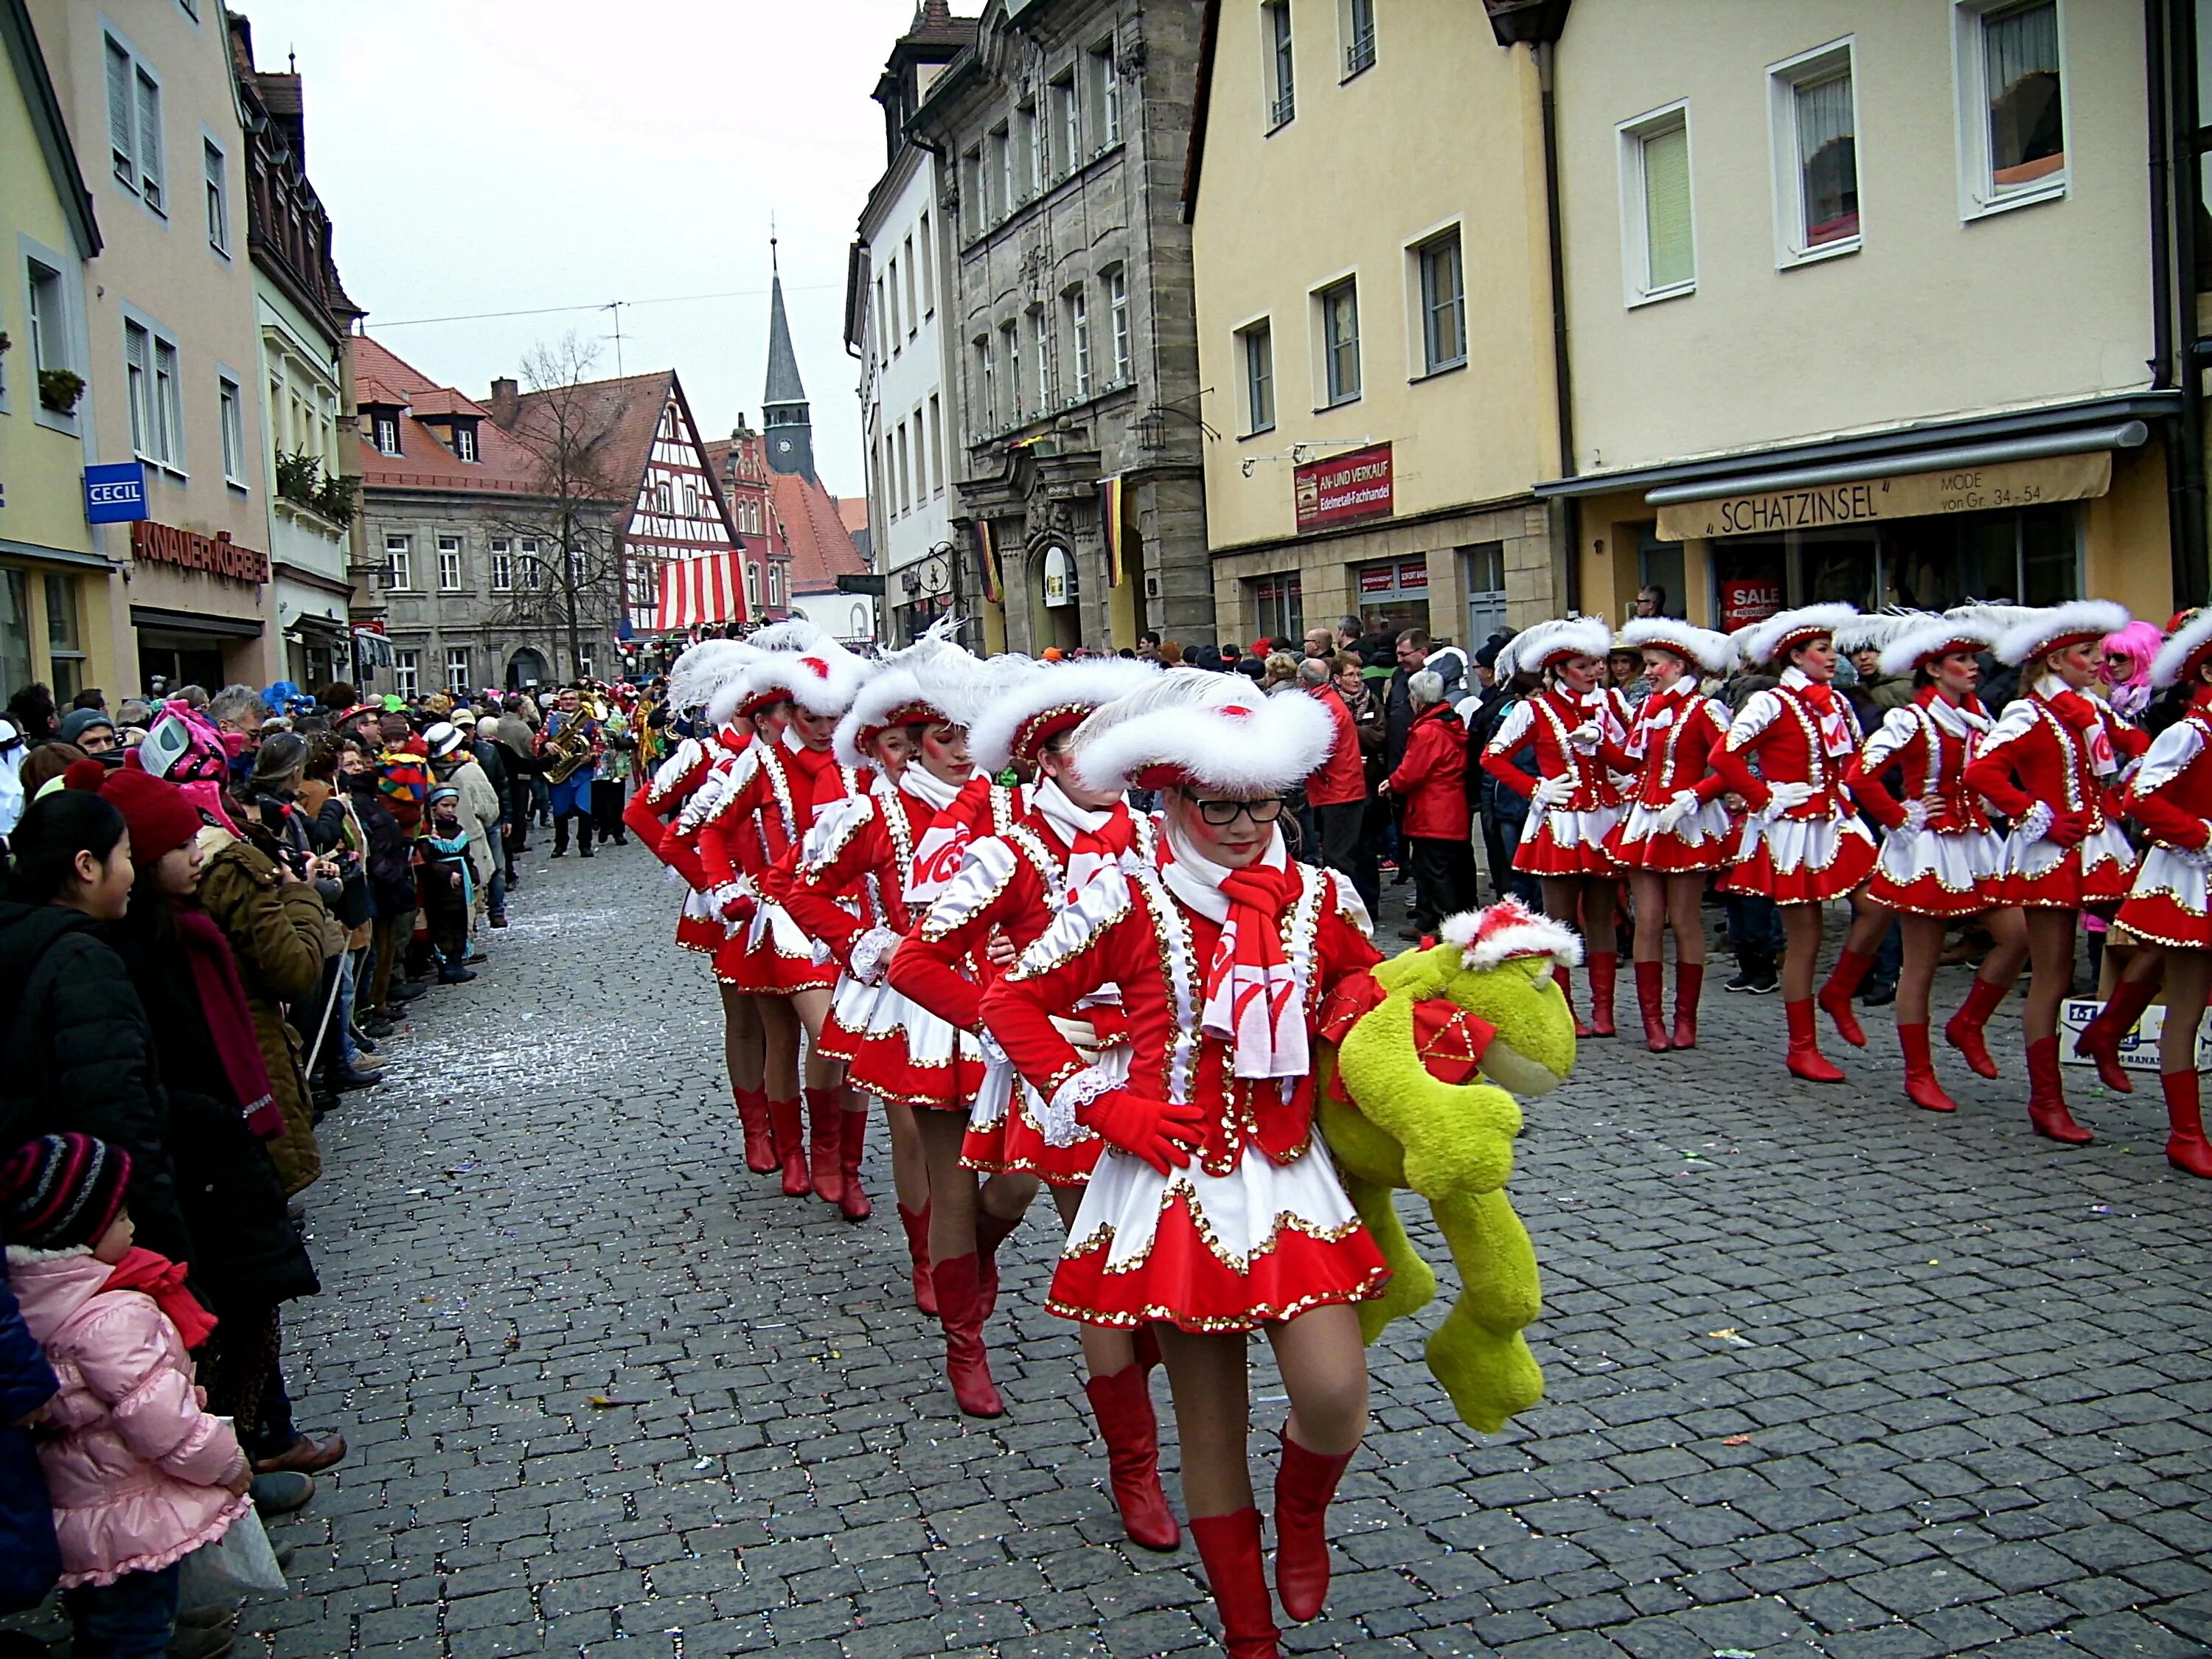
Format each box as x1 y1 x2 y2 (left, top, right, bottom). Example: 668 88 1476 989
1250 571 1304 644
1637 526 1686 621
1620 103 1695 305
1770 41 1860 262
1955 0 2067 217
1460 542 1507 648
1318 278 1360 406
43 574 83 703
1354 555 1430 639
394 650 420 700
1263 1 1295 131
1241 320 1276 434
0 570 31 707
1416 229 1466 375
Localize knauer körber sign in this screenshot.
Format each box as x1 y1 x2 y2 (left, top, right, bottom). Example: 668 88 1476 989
1654 451 2112 543
1295 442 1394 532
130 519 270 586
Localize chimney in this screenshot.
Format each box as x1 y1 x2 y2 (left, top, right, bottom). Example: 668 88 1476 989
489 378 520 423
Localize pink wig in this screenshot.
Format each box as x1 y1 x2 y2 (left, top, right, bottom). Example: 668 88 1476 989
2101 619 2163 717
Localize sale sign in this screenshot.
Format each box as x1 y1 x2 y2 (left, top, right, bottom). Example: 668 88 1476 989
1295 442 1394 532
1718 577 1783 632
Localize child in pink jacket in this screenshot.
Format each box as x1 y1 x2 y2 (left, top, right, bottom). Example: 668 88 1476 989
4 1134 252 1658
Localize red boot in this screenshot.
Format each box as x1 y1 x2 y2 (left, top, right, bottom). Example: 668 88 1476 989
1634 959 1670 1052
768 1098 812 1196
929 1255 1004 1418
734 1087 776 1175
1189 1509 1280 1659
805 1087 845 1204
2073 975 2157 1095
975 1205 1023 1317
837 1107 871 1220
2163 1070 2212 1178
1587 950 1618 1038
1672 962 1703 1050
2025 1036 2093 1144
1785 998 1846 1082
1083 1366 1180 1551
1555 964 1590 1040
1818 948 1876 1047
1944 975 2008 1079
1898 1023 1957 1113
897 1203 937 1315
1273 1429 1353 1623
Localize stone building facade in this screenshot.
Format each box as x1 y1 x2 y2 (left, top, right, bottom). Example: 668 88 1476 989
910 0 1213 654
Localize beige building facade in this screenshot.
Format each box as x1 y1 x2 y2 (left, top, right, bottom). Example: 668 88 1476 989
32 0 276 692
1187 0 1566 655
1540 0 2188 632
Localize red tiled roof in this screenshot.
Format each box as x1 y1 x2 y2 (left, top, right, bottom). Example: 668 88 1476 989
408 386 489 420
771 471 870 594
835 495 869 536
500 370 675 509
350 335 543 493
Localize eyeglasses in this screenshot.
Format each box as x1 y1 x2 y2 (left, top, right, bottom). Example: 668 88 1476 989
1190 796 1284 827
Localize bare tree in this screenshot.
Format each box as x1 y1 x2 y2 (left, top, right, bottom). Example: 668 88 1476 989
484 333 630 681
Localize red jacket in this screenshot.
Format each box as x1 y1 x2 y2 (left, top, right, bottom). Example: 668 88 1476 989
1387 703 1470 841
1304 686 1366 807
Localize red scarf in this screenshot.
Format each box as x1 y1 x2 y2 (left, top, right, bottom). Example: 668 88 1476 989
105 1246 218 1351
1205 862 1309 1080
175 908 284 1140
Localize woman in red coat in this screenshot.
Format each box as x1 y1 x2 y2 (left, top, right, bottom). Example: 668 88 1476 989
1963 602 2149 1144
1843 613 2025 1113
1382 669 1474 941
1709 604 1884 1083
2094 611 2212 1176
1479 616 1626 1035
1602 618 1737 1051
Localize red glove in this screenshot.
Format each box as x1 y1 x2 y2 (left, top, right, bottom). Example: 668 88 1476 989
1081 1089 1206 1175
2046 810 2091 849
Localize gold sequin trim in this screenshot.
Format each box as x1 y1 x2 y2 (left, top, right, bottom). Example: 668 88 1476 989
1046 1265 1393 1331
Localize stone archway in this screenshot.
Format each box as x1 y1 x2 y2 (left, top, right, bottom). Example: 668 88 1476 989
506 647 551 692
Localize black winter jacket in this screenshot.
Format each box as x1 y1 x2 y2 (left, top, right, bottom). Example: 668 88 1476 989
0 901 189 1263
0 1274 59 1615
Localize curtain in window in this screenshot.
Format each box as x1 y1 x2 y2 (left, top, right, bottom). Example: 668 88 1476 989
1796 74 1857 244
1986 1 2063 183
1642 126 1693 289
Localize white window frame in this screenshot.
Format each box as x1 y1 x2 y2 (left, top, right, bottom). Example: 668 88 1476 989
768 562 784 608
1262 1 1296 131
1409 225 1467 376
202 136 229 257
1617 100 1697 308
744 559 762 611
1768 38 1862 268
385 535 413 591
1031 305 1054 406
521 538 544 590
1239 316 1276 437
490 539 514 591
446 649 470 694
393 650 420 700
453 424 478 462
1952 0 2070 222
217 371 247 487
1065 286 1092 400
437 535 463 591
122 307 186 473
1052 72 1080 176
1105 267 1130 384
104 32 166 216
918 210 935 315
21 247 80 433
928 394 945 493
1092 41 1121 150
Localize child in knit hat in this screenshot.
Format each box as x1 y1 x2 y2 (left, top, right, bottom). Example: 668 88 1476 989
4 1133 252 1655
415 785 476 984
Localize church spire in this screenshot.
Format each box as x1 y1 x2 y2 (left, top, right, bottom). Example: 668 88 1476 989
762 232 813 481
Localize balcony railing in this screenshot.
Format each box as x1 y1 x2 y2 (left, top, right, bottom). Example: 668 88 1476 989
1268 89 1295 130
1344 29 1375 76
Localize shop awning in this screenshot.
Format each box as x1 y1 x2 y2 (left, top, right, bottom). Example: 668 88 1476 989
131 605 263 639
352 630 394 669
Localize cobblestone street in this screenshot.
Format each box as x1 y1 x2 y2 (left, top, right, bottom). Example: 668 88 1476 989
146 844 2212 1657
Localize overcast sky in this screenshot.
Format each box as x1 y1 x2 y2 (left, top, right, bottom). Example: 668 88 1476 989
237 0 923 501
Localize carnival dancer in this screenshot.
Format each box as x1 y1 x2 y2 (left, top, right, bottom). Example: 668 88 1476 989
697 635 874 1194
2102 611 2212 1176
1843 613 2027 1113
536 686 604 858
1600 618 1737 1051
887 656 1179 1544
1708 605 1882 1082
979 670 1392 1658
1478 616 1627 1036
1962 602 2148 1144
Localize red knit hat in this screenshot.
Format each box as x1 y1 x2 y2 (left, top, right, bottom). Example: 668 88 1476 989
2 1133 133 1251
99 767 204 864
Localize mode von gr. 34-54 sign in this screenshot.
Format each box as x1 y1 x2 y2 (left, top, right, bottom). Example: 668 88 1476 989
129 518 270 587
1654 451 2114 543
1295 442 1395 532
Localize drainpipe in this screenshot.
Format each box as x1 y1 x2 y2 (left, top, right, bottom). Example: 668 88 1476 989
1538 38 1580 617
2150 0 2208 608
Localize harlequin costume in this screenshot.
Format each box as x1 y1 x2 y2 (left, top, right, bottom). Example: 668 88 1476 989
1600 618 1737 1051
1479 616 1628 1034
1960 602 2149 1144
978 669 1390 1657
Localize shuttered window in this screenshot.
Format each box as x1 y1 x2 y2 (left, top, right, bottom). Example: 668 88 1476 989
1641 125 1692 289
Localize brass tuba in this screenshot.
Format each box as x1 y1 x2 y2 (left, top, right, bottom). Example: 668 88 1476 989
541 709 597 784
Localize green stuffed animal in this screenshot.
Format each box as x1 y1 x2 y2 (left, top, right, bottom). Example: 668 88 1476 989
1318 898 1580 1434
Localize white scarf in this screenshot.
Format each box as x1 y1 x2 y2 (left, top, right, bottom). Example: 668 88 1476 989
1031 779 1127 894
900 764 980 902
1161 820 1310 1082
899 762 969 814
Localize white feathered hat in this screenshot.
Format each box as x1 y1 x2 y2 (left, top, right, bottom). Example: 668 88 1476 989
1879 611 2006 678
1739 602 1859 667
1509 616 1613 673
1615 618 1736 678
706 620 824 725
1832 611 1928 658
1440 897 1584 973
1071 667 1333 795
832 667 936 769
1994 600 2132 668
2152 608 2212 689
667 639 756 715
739 631 874 718
967 657 1160 773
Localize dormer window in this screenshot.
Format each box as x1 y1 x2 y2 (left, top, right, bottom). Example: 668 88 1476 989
453 422 479 463
372 413 400 455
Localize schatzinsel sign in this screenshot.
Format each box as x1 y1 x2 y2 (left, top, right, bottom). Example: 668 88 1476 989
130 519 270 587
1295 441 1394 532
1655 451 2113 543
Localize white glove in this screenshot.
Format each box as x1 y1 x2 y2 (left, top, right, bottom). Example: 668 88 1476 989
1899 799 1930 833
2015 800 2056 844
1652 790 1699 833
1530 775 1573 813
847 925 903 987
1764 782 1815 816
1567 720 1604 755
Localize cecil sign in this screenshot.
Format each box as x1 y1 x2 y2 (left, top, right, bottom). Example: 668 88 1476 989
130 519 270 587
1295 442 1394 532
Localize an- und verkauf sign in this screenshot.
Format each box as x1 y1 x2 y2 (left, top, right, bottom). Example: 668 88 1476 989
1295 442 1394 532
131 519 270 587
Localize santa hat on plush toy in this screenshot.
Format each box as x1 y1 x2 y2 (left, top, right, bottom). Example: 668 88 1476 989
2152 608 2212 689
1994 599 2132 667
1440 897 1584 974
1071 666 1332 794
968 655 1158 774
1615 618 1735 678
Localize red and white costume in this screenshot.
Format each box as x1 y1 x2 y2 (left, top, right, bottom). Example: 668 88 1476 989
1601 619 1736 873
2115 689 2212 950
1711 605 1879 904
1481 619 1628 876
1963 602 2148 912
978 676 1390 1333
1846 646 2005 919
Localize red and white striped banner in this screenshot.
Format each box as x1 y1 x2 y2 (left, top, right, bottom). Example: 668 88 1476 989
654 552 744 632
